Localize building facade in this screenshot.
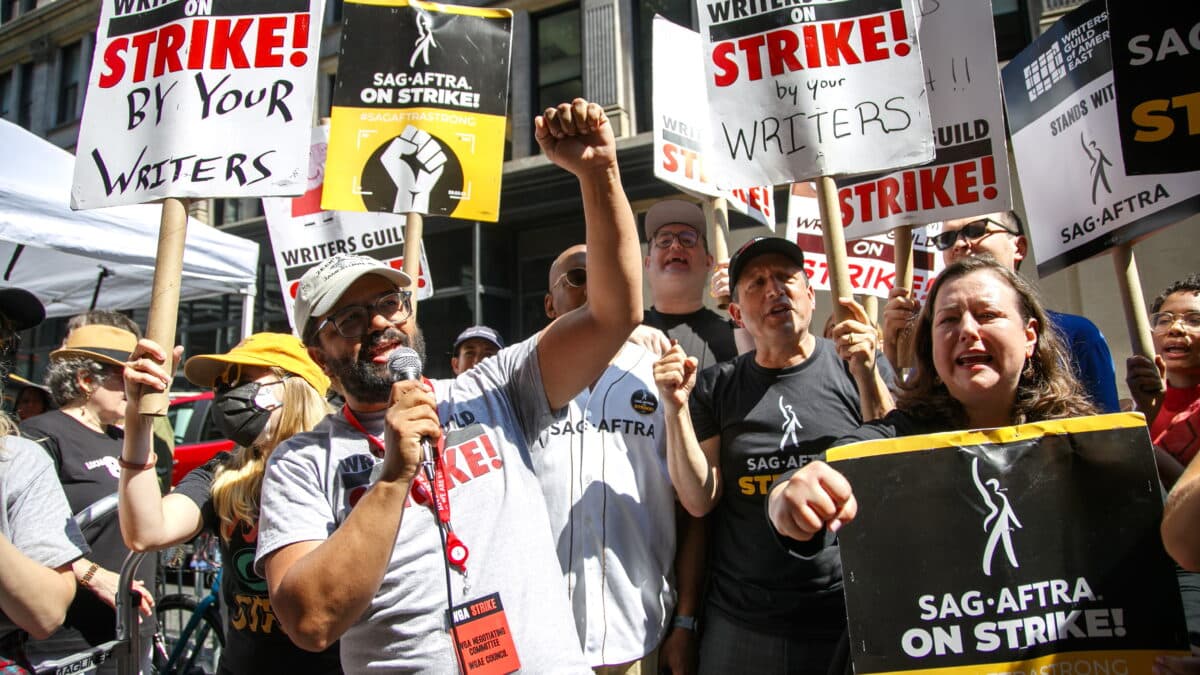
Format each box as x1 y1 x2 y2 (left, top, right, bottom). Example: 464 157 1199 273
2 0 1193 386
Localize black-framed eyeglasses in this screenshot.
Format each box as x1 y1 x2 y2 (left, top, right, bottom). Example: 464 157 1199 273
930 218 1018 251
653 229 701 250
553 268 587 290
317 290 413 338
1150 311 1200 334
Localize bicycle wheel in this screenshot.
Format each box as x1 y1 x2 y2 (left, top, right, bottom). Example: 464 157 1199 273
153 593 224 675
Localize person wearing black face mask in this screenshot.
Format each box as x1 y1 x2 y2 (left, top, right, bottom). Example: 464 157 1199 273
116 332 342 675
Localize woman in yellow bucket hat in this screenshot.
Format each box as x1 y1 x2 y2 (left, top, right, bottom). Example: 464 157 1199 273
116 333 342 674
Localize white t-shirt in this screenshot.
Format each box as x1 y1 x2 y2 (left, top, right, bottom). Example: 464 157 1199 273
256 335 589 673
531 342 677 666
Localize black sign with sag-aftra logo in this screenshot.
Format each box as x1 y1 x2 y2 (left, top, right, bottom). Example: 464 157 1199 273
829 414 1189 675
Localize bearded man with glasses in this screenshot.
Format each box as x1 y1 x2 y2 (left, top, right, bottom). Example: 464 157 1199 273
253 99 642 672
882 210 1120 413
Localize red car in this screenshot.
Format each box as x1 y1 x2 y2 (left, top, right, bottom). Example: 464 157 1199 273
167 391 235 486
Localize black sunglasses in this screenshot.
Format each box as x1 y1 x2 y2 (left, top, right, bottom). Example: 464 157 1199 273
930 218 1018 251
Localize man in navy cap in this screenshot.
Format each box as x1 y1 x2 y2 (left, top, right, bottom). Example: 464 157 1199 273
449 325 504 376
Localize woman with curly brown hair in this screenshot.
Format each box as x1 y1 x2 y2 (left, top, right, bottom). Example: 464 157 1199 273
766 255 1096 541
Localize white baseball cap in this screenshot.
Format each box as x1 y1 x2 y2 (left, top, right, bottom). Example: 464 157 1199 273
294 255 412 339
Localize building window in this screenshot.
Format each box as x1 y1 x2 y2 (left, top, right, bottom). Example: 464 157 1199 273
326 0 343 26
16 62 33 129
213 198 264 226
1 0 33 24
634 0 693 134
0 71 11 120
994 0 1033 62
533 5 582 119
57 41 82 124
319 72 336 119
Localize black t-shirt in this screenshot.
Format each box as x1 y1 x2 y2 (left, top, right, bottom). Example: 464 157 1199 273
689 338 888 635
175 454 342 674
20 410 157 645
644 307 737 371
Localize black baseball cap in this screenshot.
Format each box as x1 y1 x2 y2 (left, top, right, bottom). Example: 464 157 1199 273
0 287 45 331
728 237 806 290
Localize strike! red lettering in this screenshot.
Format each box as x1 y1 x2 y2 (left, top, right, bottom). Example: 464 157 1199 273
837 157 1000 226
98 14 308 89
711 12 911 88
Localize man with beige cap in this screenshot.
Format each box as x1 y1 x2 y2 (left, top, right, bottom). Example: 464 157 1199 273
642 199 739 371
253 99 642 672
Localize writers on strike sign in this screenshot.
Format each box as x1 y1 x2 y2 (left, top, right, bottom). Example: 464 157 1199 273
699 0 933 188
831 0 1014 239
72 0 321 209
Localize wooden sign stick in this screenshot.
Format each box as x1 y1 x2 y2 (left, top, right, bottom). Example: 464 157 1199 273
403 212 424 321
703 197 732 308
139 197 188 416
815 176 853 321
1113 243 1155 360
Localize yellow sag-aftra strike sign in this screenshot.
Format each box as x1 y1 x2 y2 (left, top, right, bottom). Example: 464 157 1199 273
323 0 512 222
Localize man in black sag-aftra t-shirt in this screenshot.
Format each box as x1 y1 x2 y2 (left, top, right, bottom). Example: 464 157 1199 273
654 237 894 675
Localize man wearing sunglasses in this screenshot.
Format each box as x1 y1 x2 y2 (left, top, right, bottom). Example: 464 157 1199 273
883 210 1120 413
253 99 640 672
533 242 686 672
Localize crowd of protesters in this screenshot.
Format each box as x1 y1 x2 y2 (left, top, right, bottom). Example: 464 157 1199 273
0 98 1197 675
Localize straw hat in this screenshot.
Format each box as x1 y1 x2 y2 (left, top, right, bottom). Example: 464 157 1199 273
50 324 137 368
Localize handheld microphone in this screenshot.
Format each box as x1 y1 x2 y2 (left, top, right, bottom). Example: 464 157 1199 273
385 347 435 468
387 347 423 382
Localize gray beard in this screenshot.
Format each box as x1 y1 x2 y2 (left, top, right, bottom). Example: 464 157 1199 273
327 328 426 404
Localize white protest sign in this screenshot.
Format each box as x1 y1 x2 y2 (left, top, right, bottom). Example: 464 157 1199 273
836 0 1012 239
264 127 433 332
787 182 944 301
652 16 776 228
698 0 934 187
72 0 322 209
1001 0 1200 278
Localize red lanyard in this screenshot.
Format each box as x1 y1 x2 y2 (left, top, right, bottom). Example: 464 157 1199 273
342 404 469 570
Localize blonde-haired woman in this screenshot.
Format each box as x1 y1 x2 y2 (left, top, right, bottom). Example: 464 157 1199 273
118 333 341 674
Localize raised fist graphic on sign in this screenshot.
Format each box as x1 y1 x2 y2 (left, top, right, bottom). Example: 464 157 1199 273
380 125 447 214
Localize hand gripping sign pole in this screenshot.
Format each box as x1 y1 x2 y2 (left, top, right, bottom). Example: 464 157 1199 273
702 197 732 308
139 198 188 416
1113 244 1155 361
403 212 424 321
815 177 854 322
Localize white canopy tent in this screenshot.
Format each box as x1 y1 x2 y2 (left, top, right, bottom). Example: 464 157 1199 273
0 119 259 335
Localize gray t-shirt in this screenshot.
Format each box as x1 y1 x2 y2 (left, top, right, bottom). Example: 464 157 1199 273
0 435 89 639
256 335 589 673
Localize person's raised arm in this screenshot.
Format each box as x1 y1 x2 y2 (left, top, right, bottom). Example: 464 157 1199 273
882 286 919 369
119 339 204 551
262 380 434 652
0 535 75 639
535 99 642 410
830 298 895 422
655 343 721 516
1163 455 1200 572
